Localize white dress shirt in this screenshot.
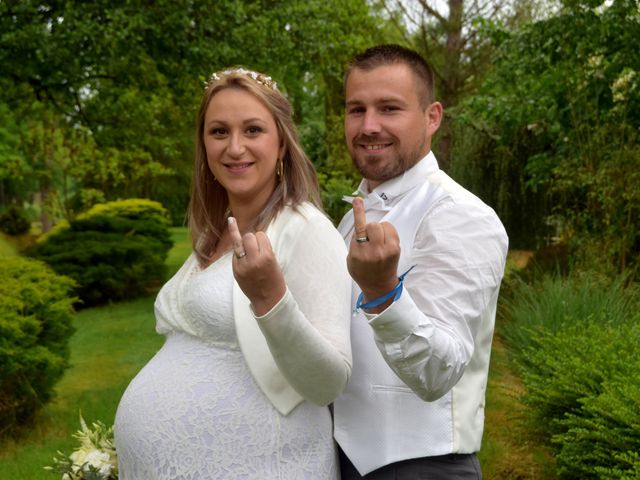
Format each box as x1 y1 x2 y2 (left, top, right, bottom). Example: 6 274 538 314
333 152 509 475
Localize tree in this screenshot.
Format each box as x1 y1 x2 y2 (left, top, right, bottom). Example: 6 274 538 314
0 0 390 226
382 0 545 171
453 0 640 273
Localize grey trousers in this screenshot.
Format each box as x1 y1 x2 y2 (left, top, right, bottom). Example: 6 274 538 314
339 447 483 480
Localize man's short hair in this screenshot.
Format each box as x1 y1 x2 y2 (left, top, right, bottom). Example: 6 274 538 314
345 44 435 108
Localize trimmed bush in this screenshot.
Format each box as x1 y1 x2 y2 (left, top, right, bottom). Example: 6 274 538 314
0 255 76 434
27 199 173 307
0 205 31 236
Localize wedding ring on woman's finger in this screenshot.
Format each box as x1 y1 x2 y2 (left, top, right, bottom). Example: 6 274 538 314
356 236 369 243
235 250 247 259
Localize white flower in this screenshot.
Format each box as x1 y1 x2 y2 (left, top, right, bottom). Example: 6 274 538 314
83 449 114 476
69 447 89 466
45 412 118 479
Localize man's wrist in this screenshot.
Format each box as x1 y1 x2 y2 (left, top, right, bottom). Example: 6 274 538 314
359 279 399 304
355 265 416 314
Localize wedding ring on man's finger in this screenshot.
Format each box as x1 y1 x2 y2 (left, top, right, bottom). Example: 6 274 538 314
235 251 247 259
356 236 369 243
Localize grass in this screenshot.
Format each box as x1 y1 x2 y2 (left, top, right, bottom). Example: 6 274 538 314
166 226 192 274
0 238 554 479
479 334 556 479
477 251 557 479
0 232 18 256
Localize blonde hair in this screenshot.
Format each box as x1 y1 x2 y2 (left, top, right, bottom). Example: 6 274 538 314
188 68 322 265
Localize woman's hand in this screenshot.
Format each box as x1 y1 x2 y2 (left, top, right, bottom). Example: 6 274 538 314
228 217 287 316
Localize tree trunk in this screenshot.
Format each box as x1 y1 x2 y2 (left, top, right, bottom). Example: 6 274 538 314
38 186 53 233
436 0 464 173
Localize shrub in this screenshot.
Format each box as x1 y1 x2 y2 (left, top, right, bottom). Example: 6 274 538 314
27 199 173 307
557 368 640 479
0 205 31 236
516 320 636 433
0 255 76 435
502 274 640 479
501 273 638 353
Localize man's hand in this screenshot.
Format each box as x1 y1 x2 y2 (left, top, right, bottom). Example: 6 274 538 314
347 198 400 313
228 217 287 316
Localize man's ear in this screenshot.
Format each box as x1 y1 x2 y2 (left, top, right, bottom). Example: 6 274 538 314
426 101 443 137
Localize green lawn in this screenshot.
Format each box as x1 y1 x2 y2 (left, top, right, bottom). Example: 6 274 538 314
0 233 18 256
0 227 190 479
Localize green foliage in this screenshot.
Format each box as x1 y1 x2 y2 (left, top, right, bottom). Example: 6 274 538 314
78 198 174 229
0 256 76 435
0 205 31 235
595 451 640 480
452 0 640 273
503 273 640 479
0 0 389 225
27 199 173 307
557 373 640 479
501 273 638 351
0 102 28 206
318 173 358 225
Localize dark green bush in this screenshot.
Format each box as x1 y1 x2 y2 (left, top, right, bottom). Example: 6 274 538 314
0 255 76 435
0 206 31 236
27 199 173 307
503 274 640 479
557 367 640 479
595 451 640 480
517 320 636 431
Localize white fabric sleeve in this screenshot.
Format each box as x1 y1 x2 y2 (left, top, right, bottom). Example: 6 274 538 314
254 216 352 406
366 201 508 401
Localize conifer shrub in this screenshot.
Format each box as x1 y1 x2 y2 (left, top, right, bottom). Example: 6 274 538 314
559 367 640 479
502 274 640 479
0 255 76 434
27 199 173 307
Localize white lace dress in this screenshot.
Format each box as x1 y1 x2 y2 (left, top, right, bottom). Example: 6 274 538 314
114 205 352 480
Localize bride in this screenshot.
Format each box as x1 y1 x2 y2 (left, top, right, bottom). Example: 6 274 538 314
114 68 352 479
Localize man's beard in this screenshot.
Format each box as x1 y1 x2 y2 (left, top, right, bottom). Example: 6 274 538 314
353 154 406 184
351 138 427 185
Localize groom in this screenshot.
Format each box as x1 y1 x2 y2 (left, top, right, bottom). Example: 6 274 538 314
333 44 509 479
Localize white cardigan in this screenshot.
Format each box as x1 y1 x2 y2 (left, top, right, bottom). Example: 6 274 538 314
155 202 352 415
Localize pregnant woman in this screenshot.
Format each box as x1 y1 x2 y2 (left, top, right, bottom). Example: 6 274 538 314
114 67 352 479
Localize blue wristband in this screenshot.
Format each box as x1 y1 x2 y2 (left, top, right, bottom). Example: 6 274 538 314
355 265 416 313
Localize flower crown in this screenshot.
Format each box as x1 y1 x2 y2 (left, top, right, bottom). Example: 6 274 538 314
207 67 279 92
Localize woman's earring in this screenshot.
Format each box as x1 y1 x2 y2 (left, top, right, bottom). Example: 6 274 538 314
276 159 282 178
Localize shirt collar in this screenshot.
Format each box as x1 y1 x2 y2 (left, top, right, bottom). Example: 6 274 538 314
343 151 440 210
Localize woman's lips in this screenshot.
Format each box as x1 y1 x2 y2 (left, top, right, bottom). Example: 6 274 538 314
224 162 254 172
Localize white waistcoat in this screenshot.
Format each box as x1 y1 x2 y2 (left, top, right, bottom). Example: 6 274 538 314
334 171 498 475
